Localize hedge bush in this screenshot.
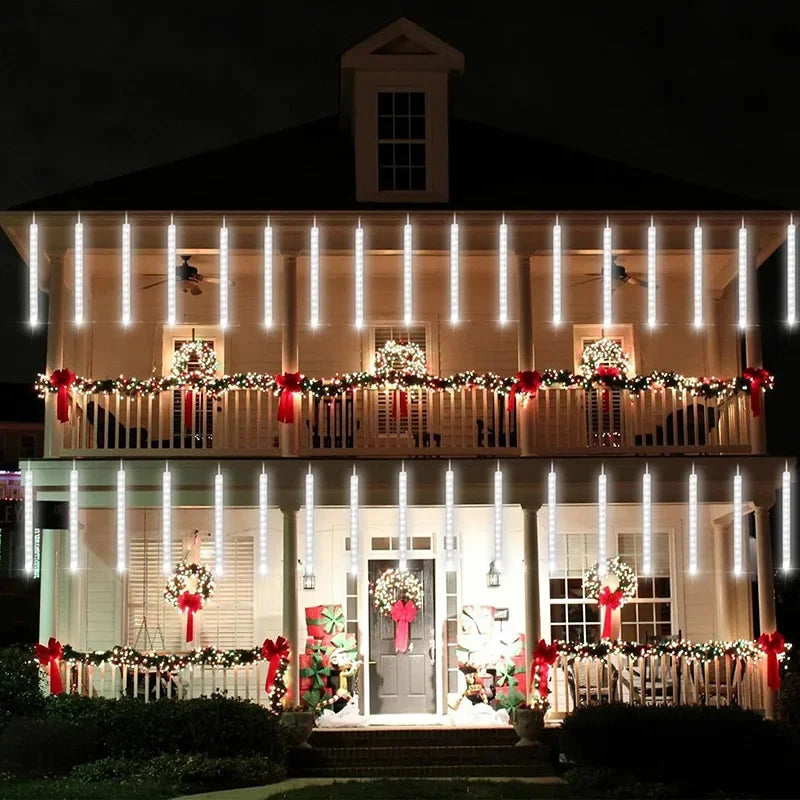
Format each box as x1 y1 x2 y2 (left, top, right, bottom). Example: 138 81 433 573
561 704 797 797
0 646 46 719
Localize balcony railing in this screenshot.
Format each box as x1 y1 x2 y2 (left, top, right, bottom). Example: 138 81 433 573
49 385 754 458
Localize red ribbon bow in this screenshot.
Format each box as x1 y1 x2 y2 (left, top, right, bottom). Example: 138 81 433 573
275 372 302 424
177 591 203 643
532 639 559 700
49 369 76 423
597 586 624 639
34 637 64 695
743 367 771 417
390 600 418 653
758 631 785 691
392 389 409 419
261 635 290 695
184 389 194 431
507 370 543 412
595 366 620 413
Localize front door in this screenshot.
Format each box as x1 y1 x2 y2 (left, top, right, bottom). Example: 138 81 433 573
368 559 436 714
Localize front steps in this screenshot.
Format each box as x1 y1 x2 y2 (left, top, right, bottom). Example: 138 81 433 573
288 726 557 778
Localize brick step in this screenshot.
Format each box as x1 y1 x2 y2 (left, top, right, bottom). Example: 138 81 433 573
290 744 550 769
289 763 556 779
308 727 519 749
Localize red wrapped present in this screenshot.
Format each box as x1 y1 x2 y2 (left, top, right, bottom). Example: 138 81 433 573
305 604 346 638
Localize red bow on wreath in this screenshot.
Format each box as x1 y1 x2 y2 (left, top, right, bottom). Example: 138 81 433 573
507 370 543 413
758 630 785 691
261 635 290 695
392 389 409 419
177 591 203 643
595 365 620 413
49 369 76 423
532 639 559 700
743 367 771 418
275 372 302 424
597 586 624 639
390 600 417 653
34 637 64 695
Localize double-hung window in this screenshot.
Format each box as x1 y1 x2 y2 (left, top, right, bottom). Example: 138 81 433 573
377 91 426 191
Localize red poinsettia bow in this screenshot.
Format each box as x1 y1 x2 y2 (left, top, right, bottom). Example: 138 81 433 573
532 639 559 700
507 370 543 412
758 631 785 691
390 600 418 653
177 591 203 643
597 586 624 639
261 635 290 694
49 369 76 423
275 372 302 424
743 367 771 418
595 365 620 413
35 637 64 695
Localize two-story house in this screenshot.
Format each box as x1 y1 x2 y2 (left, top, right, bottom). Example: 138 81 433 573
1 19 790 722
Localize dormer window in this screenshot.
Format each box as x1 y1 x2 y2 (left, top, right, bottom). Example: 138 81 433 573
378 92 426 191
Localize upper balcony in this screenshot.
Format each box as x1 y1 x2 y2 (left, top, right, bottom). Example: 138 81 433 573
0 210 782 460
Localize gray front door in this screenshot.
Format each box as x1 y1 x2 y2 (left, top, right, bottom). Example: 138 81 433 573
369 559 436 714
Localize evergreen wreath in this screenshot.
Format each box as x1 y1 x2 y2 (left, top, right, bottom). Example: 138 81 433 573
582 556 637 602
371 568 424 617
164 560 216 607
373 339 427 381
579 338 631 377
171 340 219 382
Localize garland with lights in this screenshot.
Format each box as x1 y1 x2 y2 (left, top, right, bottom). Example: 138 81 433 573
579 338 631 376
171 340 219 383
373 339 427 381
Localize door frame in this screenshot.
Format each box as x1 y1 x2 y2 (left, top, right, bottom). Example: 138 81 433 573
358 544 447 719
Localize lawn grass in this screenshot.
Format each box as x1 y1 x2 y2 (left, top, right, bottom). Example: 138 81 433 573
0 778 176 799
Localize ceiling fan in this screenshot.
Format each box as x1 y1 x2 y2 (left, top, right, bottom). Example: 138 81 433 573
142 255 224 296
570 256 655 290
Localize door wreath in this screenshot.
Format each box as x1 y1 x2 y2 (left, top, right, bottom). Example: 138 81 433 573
371 568 424 652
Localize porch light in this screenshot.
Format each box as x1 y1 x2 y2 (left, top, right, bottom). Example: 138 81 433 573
259 467 268 576
304 467 315 584
486 561 501 588
603 221 612 329
310 220 319 328
303 573 316 590
70 464 79 573
219 220 229 329
782 464 791 571
116 462 126 573
733 468 742 576
121 215 131 326
167 216 177 326
647 219 656 327
264 221 273 328
738 222 747 329
403 217 413 324
23 466 33 574
552 219 562 325
214 467 224 577
74 217 84 325
693 219 703 327
29 217 38 327
162 464 171 574
450 216 459 323
354 222 364 329
498 218 508 324
788 219 796 326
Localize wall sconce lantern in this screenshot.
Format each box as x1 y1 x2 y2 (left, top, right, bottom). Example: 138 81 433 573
486 561 501 588
302 573 316 590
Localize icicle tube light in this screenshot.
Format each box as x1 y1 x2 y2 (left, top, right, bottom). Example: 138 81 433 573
548 467 557 572
162 466 171 574
167 221 177 326
647 222 656 327
694 223 703 327
689 469 698 575
493 466 503 572
215 471 224 577
783 467 791 571
264 224 273 328
24 469 34 574
121 220 131 325
349 472 359 576
603 224 613 328
70 467 79 573
29 220 38 326
305 470 315 579
219 223 229 328
553 222 562 325
310 223 319 328
259 470 268 576
403 221 413 325
398 467 408 571
738 224 747 329
499 221 508 324
789 221 796 326
598 470 607 572
354 224 364 329
450 220 459 323
642 469 652 575
733 471 743 576
116 465 126 573
74 220 84 325
445 465 455 570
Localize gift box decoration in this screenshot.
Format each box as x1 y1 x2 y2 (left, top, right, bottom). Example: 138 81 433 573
460 605 496 636
305 604 346 638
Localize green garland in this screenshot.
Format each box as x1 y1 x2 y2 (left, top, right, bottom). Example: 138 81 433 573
557 638 790 663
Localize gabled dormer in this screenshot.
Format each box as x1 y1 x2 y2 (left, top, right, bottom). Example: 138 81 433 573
340 18 464 204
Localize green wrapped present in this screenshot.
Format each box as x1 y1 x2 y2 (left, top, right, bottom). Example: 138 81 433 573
299 652 332 690
327 631 358 661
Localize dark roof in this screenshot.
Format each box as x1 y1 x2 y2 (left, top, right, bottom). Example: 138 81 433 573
16 116 763 212
0 384 44 424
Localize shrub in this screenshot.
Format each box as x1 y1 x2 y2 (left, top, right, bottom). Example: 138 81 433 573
777 670 800 731
0 646 45 720
561 704 797 797
0 716 99 777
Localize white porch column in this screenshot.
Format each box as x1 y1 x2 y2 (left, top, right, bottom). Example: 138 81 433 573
704 293 721 376
745 232 766 454
712 519 735 641
44 252 67 458
516 254 535 456
38 529 60 642
281 254 300 457
281 504 300 705
522 505 542 699
754 504 777 719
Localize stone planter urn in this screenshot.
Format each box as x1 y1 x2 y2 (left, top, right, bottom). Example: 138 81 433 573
281 710 315 748
512 707 545 747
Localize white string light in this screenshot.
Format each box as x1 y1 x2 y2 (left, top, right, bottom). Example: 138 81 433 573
403 217 413 325
688 465 698 575
29 217 38 326
553 218 562 325
647 218 656 327
305 467 314 579
69 464 79 573
116 462 126 573
499 217 508 324
783 463 791 571
603 221 613 329
167 217 176 326
694 219 703 327
162 464 171 575
74 216 84 325
398 463 408 571
547 463 557 573
24 466 33 574
642 466 652 575
733 468 742 576
259 467 268 576
450 216 459 323
219 219 229 329
349 468 359 576
354 221 364 329
310 219 319 328
121 215 131 326
215 467 224 577
493 462 503 572
738 221 747 329
445 461 455 570
598 467 607 572
264 221 273 328
788 218 796 326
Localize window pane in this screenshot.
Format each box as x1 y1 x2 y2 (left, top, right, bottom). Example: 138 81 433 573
622 623 638 641
656 602 671 622
395 144 410 166
638 604 654 622
585 604 599 622
378 167 394 191
410 117 425 139
410 92 425 115
549 578 565 599
378 117 394 139
586 625 601 643
654 577 670 598
410 143 425 166
395 117 409 139
638 578 654 598
378 92 393 115
567 578 583 598
378 143 393 166
552 624 566 641
621 604 637 622
568 604 583 622
395 92 409 114
395 168 410 190
410 167 426 190
550 604 566 623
